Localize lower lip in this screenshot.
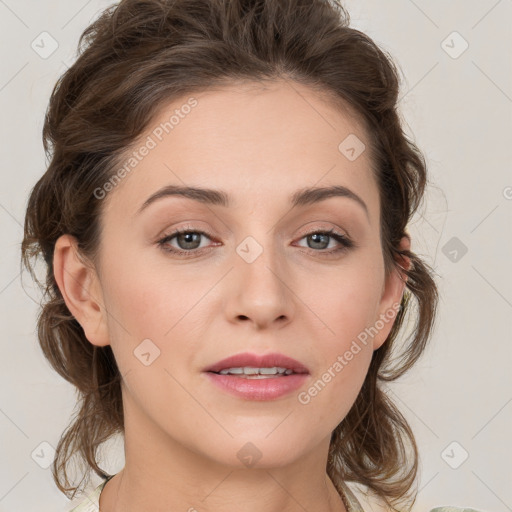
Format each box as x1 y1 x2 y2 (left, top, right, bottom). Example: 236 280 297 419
204 372 309 401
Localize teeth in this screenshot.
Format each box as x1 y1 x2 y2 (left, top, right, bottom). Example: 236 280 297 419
219 367 244 375
218 366 293 376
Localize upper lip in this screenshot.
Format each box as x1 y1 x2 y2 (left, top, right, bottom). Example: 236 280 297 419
203 352 310 374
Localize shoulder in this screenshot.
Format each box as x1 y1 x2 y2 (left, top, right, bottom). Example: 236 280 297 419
429 508 487 512
68 480 108 512
339 482 486 512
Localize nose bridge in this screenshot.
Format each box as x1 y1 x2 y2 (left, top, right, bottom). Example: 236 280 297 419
227 229 293 327
237 231 286 294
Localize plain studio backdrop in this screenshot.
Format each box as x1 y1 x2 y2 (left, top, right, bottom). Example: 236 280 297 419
0 1 511 511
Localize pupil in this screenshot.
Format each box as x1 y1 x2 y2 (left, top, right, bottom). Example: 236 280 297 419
179 232 200 249
310 233 328 249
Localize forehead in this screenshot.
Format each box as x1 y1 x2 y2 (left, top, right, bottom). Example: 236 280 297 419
103 79 379 222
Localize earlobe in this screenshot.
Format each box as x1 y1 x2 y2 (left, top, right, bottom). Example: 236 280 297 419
372 235 411 351
53 234 110 347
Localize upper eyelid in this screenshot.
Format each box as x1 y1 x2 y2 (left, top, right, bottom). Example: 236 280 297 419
159 226 350 246
160 224 348 238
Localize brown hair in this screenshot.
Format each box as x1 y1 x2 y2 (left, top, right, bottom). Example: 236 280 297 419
21 0 439 509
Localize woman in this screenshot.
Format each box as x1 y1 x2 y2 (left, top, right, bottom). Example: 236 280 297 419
21 0 482 510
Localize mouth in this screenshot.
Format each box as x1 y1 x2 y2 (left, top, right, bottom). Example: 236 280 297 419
202 351 310 375
208 366 306 378
202 352 310 401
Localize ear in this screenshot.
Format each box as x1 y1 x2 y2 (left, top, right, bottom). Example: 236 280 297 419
371 234 411 351
53 234 110 347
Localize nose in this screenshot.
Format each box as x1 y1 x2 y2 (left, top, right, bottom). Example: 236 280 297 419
224 238 295 330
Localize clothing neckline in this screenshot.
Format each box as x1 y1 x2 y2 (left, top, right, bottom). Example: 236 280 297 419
75 476 487 512
89 474 365 512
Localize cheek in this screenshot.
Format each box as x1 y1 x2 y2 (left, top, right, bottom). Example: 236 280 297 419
295 338 373 439
297 257 384 345
102 254 201 337
292 257 382 415
99 263 205 411
99 252 216 383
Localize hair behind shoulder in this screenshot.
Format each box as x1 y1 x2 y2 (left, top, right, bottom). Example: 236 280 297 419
22 0 439 508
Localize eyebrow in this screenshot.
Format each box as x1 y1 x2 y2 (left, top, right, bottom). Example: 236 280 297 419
136 184 369 220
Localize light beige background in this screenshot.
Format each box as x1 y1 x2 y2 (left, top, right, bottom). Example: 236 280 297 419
0 1 510 511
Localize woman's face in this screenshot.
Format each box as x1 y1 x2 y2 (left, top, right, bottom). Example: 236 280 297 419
66 80 406 469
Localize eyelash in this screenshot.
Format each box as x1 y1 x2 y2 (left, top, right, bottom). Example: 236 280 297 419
157 227 355 259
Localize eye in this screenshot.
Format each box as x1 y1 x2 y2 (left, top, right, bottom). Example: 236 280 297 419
294 228 354 255
157 228 216 257
157 226 355 258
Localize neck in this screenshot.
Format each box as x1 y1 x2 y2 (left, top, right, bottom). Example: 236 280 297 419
99 393 348 512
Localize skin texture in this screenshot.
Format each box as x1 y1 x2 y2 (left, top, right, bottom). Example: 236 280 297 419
53 79 410 512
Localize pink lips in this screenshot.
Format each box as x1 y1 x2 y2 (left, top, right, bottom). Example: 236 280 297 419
202 352 310 374
202 352 310 401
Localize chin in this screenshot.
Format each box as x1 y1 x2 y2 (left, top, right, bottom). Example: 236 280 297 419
204 435 310 470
